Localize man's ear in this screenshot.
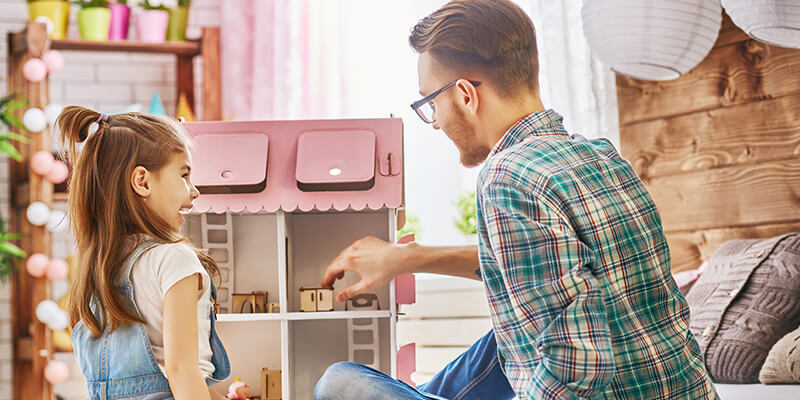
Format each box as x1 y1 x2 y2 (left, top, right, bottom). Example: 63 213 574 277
456 79 480 116
131 166 151 198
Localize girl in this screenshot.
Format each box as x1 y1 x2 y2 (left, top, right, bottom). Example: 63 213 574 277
59 106 231 399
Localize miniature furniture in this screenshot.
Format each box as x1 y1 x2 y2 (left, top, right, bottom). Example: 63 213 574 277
261 368 282 400
346 293 379 311
268 302 280 313
233 291 269 313
6 22 221 399
299 286 334 312
181 117 416 399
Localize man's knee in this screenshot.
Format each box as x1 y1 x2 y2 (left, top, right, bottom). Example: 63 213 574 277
314 361 365 400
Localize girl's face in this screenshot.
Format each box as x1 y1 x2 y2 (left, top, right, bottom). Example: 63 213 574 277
148 151 199 232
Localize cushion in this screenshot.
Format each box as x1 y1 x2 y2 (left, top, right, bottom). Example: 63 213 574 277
685 233 800 383
759 324 800 384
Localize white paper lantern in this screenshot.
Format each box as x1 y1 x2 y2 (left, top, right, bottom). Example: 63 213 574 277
35 299 59 325
46 210 69 233
34 16 54 35
23 108 47 132
26 202 50 226
45 103 63 126
582 0 723 80
47 309 69 331
723 0 800 48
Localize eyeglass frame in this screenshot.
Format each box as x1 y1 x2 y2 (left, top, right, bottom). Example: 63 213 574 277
410 79 482 124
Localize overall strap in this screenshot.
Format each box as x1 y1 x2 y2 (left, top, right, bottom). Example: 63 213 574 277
119 239 160 286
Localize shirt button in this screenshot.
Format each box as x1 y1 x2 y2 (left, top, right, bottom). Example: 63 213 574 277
756 249 765 258
729 289 737 297
702 326 713 337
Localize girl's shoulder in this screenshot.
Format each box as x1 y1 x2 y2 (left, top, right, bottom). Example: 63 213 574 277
136 241 208 295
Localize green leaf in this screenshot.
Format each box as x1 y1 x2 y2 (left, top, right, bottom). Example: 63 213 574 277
0 242 26 258
0 132 29 143
0 141 23 161
3 114 25 131
5 100 27 112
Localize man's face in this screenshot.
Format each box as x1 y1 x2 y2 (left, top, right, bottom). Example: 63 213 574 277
417 53 490 167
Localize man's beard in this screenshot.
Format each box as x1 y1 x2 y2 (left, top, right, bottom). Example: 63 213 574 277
447 108 491 167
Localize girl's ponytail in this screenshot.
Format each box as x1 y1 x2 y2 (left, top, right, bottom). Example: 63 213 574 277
56 105 108 161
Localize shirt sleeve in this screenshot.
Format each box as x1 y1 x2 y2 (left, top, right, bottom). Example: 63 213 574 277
480 182 615 399
154 243 208 298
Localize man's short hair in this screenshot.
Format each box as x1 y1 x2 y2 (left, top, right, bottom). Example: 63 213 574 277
409 0 540 98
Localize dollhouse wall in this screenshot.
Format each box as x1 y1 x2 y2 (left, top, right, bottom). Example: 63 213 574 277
286 211 392 312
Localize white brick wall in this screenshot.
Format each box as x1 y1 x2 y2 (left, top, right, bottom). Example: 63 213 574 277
0 0 220 398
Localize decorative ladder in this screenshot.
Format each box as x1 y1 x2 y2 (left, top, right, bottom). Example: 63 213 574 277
201 212 235 312
347 317 380 369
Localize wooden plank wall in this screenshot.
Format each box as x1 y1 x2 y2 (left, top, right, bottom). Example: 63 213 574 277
617 14 800 272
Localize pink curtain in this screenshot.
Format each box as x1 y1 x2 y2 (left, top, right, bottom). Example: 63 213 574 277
221 0 312 120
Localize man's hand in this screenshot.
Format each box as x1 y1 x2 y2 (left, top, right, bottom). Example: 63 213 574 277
322 236 410 302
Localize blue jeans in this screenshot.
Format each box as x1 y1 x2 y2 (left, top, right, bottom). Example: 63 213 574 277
314 330 515 400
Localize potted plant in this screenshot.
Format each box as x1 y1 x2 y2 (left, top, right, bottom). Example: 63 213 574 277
73 0 111 41
166 0 189 42
454 190 477 244
108 0 130 40
136 0 171 43
0 214 26 282
0 94 30 163
397 213 421 241
0 93 30 281
27 0 71 40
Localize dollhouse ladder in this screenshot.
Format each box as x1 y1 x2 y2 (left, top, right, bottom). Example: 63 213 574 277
347 317 380 369
201 212 235 312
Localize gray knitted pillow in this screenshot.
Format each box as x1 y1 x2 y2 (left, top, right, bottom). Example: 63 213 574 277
685 233 800 383
759 325 800 384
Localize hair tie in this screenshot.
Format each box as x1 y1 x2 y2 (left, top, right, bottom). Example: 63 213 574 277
96 113 108 124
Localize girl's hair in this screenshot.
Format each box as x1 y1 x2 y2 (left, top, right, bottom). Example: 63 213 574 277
58 106 220 337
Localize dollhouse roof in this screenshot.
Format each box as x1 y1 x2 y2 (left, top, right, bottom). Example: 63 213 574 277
185 118 404 213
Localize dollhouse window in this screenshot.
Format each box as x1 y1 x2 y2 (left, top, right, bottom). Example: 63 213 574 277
295 130 376 192
192 134 269 194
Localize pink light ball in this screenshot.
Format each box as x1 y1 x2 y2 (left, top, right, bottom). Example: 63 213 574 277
46 258 68 281
41 50 64 74
31 151 55 175
44 360 69 384
23 58 48 82
26 253 49 278
47 161 69 184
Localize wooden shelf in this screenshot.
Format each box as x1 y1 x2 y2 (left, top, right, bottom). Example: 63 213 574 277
216 310 392 323
50 38 201 56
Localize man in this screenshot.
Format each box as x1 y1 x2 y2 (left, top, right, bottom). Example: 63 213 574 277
315 0 719 398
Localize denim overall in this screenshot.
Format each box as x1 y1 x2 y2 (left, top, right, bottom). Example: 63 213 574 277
72 240 231 399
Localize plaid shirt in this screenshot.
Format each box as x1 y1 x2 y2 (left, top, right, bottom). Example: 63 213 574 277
476 110 719 399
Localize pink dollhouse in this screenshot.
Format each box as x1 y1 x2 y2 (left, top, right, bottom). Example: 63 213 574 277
181 117 416 399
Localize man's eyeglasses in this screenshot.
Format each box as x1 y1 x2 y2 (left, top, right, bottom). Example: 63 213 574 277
411 79 481 124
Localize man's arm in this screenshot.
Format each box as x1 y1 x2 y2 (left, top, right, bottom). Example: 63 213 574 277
481 182 615 399
321 236 480 302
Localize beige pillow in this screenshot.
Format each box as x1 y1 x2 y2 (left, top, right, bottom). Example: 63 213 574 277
760 325 800 384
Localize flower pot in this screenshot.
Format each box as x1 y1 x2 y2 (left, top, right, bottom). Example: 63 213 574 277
27 1 70 40
166 6 189 42
77 7 111 42
136 9 169 43
108 4 130 41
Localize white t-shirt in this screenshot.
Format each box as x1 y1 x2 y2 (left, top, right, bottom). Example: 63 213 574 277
129 242 215 379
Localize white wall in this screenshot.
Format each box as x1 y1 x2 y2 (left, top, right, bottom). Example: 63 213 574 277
0 1 220 398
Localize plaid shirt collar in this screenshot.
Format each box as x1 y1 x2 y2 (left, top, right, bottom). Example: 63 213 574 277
490 109 569 157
